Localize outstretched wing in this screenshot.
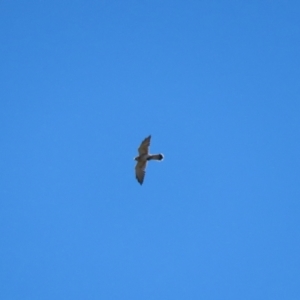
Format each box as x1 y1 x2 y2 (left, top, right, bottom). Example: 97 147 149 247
135 160 147 185
138 135 151 155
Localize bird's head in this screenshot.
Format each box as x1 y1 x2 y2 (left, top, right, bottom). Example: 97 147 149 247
134 156 139 161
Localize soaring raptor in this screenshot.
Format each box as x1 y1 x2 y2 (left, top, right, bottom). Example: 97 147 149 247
134 135 164 185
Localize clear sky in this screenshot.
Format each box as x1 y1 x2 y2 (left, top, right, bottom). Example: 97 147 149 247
1 1 299 299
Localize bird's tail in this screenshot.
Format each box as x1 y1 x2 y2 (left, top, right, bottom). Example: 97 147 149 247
148 154 164 161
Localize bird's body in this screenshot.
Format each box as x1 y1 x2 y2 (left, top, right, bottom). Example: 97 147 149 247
135 154 148 161
134 135 163 185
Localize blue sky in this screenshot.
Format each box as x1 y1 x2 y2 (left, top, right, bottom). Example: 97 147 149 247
1 1 299 299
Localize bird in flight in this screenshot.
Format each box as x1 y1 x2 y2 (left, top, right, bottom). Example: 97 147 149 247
134 135 164 185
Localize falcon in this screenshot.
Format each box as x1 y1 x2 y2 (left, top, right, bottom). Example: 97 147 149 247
134 135 164 185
